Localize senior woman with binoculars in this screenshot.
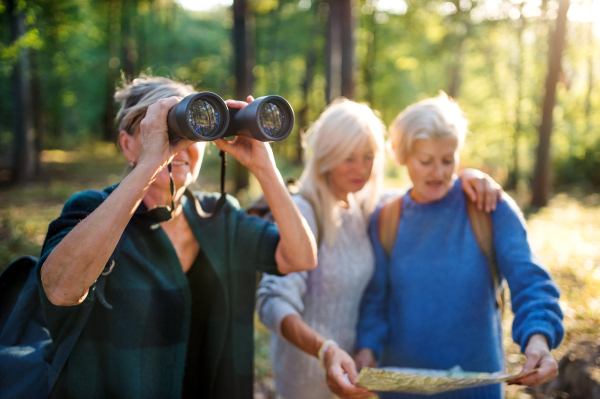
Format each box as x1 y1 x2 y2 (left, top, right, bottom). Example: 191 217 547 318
37 74 317 399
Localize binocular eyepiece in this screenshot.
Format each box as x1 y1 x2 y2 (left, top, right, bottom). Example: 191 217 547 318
167 92 295 142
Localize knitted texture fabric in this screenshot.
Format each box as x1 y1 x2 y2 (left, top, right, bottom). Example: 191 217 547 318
257 195 375 399
356 178 564 399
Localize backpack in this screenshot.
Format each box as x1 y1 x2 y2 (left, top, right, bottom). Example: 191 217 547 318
377 193 505 310
0 190 124 398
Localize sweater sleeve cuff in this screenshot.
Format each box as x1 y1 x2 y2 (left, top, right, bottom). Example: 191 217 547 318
518 323 561 353
260 298 301 337
355 337 383 360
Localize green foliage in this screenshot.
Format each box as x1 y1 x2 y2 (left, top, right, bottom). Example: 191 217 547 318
0 0 599 183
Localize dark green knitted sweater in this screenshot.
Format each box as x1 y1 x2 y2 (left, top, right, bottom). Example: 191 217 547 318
36 185 280 399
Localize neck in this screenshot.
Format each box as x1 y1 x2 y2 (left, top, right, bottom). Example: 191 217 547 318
144 184 187 215
333 190 351 209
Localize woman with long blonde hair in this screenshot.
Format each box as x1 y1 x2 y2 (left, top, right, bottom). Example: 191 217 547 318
256 98 502 399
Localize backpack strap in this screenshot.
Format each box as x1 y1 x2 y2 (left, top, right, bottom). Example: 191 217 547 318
465 195 503 309
378 196 403 259
377 192 503 309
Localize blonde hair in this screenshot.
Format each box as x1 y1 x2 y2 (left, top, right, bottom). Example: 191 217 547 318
389 92 467 164
299 98 386 248
114 73 195 135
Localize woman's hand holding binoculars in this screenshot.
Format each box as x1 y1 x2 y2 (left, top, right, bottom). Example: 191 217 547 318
137 96 195 176
214 96 279 181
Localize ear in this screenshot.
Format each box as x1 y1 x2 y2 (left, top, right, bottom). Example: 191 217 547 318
119 130 137 164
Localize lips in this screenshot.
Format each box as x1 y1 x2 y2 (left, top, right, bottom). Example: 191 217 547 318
172 161 188 166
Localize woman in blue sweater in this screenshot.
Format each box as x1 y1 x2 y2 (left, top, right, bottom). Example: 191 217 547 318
354 92 564 398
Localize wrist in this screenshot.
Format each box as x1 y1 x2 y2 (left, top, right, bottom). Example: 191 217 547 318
135 159 163 177
527 333 550 348
318 339 338 369
253 163 282 186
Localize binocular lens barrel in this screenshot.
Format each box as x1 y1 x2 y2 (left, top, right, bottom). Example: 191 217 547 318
167 92 294 142
259 102 285 138
188 99 220 138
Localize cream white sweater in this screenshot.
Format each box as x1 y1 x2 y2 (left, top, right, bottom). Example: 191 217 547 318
256 195 375 399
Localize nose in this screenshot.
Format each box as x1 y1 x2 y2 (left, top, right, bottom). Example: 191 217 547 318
431 161 443 179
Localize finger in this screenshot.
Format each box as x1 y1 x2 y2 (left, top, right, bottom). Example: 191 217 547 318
148 96 181 121
515 353 543 386
342 359 359 383
247 95 254 103
462 180 477 203
520 357 557 386
225 99 248 109
214 138 235 153
498 185 504 202
332 373 369 395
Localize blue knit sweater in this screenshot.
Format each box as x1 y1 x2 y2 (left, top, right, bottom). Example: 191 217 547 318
356 178 564 399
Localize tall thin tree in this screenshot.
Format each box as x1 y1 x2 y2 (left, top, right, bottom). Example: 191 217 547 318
232 0 254 192
326 0 354 102
531 0 571 207
8 0 36 183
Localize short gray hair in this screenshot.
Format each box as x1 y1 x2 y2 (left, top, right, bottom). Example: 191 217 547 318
389 92 467 164
114 73 195 135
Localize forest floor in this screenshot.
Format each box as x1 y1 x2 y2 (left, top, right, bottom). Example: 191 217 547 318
1 143 599 399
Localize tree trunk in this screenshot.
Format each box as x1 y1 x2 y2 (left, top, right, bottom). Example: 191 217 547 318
447 36 465 99
584 21 594 134
30 50 45 175
9 0 36 183
296 3 323 164
326 0 343 103
232 0 254 192
531 0 570 207
103 0 122 142
362 8 377 107
507 16 526 190
121 0 137 79
340 0 354 99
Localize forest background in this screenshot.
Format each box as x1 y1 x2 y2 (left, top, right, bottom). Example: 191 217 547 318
1 0 599 398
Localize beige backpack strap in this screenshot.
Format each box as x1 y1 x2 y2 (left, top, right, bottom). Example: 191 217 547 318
465 195 503 308
378 196 403 259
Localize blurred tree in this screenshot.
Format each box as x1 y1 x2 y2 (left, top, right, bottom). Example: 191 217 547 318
326 0 354 102
8 0 36 182
507 13 527 190
584 20 594 135
531 0 571 207
232 0 254 191
296 2 323 164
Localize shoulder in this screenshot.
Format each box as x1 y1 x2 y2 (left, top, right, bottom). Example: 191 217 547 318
292 194 316 220
491 192 527 227
62 183 119 214
62 188 110 214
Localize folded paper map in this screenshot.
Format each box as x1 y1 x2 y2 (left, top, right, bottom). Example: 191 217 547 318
355 365 537 395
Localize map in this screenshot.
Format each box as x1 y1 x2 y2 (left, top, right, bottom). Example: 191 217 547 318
355 365 537 395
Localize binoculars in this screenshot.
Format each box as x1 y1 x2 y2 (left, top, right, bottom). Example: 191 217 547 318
167 92 295 142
